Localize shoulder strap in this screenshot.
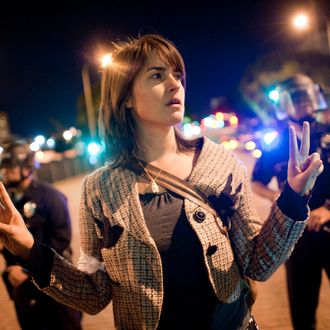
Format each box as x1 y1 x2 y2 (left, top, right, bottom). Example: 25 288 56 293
140 162 229 235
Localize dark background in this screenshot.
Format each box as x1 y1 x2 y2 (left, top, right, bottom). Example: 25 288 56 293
1 0 329 137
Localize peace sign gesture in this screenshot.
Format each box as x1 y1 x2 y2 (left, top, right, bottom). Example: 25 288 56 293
287 121 324 196
0 182 34 260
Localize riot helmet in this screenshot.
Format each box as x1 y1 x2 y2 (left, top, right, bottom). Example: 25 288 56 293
0 141 38 187
274 74 328 123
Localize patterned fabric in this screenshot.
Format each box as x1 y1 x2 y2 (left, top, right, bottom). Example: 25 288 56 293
39 137 307 329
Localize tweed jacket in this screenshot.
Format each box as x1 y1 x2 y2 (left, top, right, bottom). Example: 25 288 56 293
41 137 307 329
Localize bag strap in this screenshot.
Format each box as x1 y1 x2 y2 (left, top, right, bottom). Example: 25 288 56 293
139 161 229 235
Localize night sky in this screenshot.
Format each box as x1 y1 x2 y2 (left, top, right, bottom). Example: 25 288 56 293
1 0 328 138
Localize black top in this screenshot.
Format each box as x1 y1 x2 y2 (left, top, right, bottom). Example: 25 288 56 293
140 190 246 329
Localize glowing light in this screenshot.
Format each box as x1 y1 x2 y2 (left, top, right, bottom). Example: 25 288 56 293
228 139 238 150
87 142 102 156
252 149 262 158
268 90 279 102
69 127 78 136
46 138 56 148
292 13 309 30
183 123 193 138
0 146 3 154
30 142 40 152
262 130 279 146
229 116 238 126
35 151 44 160
215 112 224 120
63 130 73 141
89 155 98 165
192 125 201 135
183 116 192 124
244 141 256 151
101 54 113 68
203 116 216 128
75 142 86 155
216 119 225 128
34 135 46 145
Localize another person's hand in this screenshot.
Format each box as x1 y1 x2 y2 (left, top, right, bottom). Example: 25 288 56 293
307 206 330 232
287 122 324 196
0 182 34 261
7 265 29 288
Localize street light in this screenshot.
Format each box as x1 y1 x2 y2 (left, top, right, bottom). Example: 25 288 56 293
292 13 310 30
81 53 113 139
291 11 330 54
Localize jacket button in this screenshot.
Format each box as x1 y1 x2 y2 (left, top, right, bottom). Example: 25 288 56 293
194 210 206 223
206 245 218 256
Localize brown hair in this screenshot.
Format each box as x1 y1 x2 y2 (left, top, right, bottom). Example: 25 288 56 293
98 34 195 168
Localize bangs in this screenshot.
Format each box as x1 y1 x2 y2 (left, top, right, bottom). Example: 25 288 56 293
139 35 186 86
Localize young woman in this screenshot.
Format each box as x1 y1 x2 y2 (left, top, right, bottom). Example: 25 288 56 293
0 34 324 329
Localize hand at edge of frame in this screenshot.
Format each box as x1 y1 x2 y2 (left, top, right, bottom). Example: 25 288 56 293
0 182 34 261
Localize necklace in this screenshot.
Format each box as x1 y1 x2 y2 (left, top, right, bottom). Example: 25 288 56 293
137 159 162 193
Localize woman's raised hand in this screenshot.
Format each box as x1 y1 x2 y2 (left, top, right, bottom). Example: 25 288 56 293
0 182 34 261
287 121 324 196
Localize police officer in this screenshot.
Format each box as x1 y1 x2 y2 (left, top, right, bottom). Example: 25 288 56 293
251 74 330 330
0 140 82 330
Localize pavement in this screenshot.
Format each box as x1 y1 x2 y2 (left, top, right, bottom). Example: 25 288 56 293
0 151 329 329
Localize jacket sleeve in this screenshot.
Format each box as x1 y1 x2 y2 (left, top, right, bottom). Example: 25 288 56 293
228 162 307 281
36 175 113 314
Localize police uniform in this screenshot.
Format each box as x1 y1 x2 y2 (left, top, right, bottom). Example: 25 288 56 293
2 179 82 330
252 121 330 330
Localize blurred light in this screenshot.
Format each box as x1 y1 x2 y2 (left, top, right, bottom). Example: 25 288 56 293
244 141 256 151
35 151 44 160
216 119 225 128
228 139 238 150
192 125 201 135
87 142 102 156
252 149 262 158
262 130 279 146
46 138 56 148
34 135 46 146
69 127 78 136
183 123 193 138
75 141 86 155
30 142 40 152
229 116 238 126
268 89 279 102
203 116 213 128
215 112 224 120
211 120 218 129
63 130 73 141
183 116 192 124
0 146 3 154
292 13 309 30
101 53 113 68
89 155 98 165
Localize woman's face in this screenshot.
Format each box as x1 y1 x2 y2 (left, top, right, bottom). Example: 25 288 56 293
127 53 185 129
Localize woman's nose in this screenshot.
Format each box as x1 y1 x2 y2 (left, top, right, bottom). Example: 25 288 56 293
167 74 181 92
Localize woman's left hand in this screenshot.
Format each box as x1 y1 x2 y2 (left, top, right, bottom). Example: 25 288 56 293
287 121 324 196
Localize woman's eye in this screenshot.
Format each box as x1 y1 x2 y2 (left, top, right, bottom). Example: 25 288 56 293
174 72 183 80
151 73 162 79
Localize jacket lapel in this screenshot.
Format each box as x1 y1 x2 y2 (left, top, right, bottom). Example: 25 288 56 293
104 167 156 246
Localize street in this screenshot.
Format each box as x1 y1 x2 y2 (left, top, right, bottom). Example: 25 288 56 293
0 151 329 329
